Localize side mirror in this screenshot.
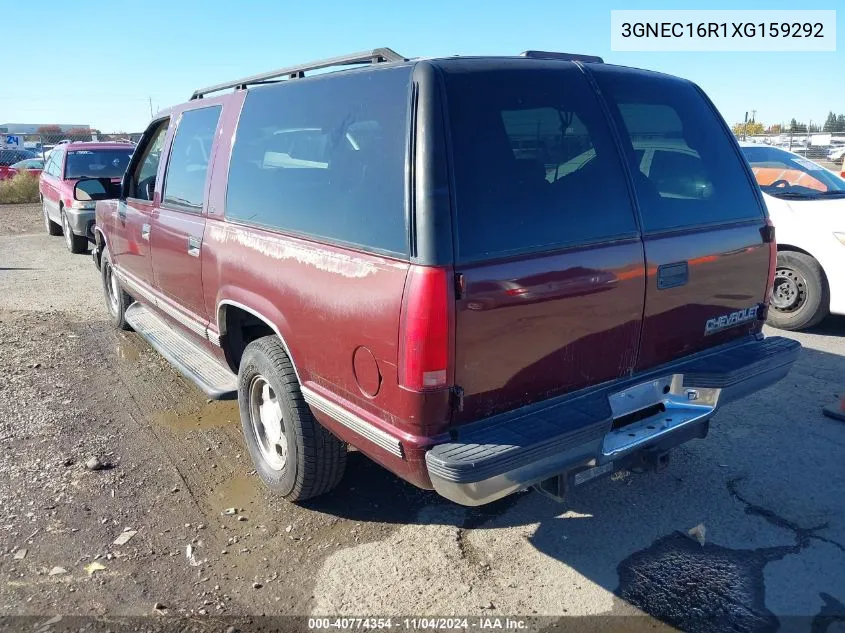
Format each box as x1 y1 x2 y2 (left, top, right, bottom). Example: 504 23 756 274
74 177 120 202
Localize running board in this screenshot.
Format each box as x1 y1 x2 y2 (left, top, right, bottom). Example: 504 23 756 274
124 303 237 400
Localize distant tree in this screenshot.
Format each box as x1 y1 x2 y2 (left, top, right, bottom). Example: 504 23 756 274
836 115 845 133
766 124 783 134
36 124 62 135
732 121 765 136
789 118 800 132
823 112 838 132
65 127 93 141
808 122 821 133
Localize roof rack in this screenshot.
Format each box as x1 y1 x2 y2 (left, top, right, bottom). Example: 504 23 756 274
190 47 407 100
520 50 604 64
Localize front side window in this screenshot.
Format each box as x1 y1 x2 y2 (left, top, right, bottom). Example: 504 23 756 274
742 145 845 199
591 67 763 233
64 149 133 180
162 106 222 209
129 120 169 201
226 67 411 256
442 63 638 261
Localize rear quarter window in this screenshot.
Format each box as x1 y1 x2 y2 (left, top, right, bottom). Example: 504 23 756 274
225 66 412 256
590 67 763 233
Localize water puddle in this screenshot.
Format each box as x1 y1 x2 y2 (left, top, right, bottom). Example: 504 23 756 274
153 400 239 433
115 336 142 362
207 473 260 514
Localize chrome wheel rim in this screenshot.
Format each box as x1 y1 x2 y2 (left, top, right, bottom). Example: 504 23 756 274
248 375 287 471
104 263 120 316
62 212 72 249
772 267 807 312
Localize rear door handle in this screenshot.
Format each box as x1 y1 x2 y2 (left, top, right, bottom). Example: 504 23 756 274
187 235 201 258
141 223 150 241
657 261 689 289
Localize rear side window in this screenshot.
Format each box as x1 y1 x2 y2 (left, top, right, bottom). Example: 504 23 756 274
226 67 412 256
163 106 221 209
590 68 763 233
441 64 638 261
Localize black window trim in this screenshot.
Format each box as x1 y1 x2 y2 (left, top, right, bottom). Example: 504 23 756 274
125 116 171 205
221 66 414 260
160 103 223 215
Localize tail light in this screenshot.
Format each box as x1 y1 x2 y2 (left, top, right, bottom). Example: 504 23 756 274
398 266 452 391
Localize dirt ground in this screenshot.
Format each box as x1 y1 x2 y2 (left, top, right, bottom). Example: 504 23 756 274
1 203 844 632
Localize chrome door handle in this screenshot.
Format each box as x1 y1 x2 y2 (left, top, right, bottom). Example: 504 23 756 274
141 223 151 241
187 236 201 258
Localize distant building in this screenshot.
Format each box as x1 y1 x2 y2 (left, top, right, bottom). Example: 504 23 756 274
0 123 90 134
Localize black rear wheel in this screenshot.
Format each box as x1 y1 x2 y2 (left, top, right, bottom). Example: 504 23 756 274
767 251 829 331
61 207 88 254
238 336 346 501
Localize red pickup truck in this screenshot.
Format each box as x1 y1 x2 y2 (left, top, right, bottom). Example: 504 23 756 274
80 49 799 506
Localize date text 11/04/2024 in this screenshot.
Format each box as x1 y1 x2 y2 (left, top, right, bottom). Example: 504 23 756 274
308 618 529 630
621 22 825 39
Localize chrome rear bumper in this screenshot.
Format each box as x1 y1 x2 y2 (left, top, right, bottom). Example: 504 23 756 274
425 335 800 506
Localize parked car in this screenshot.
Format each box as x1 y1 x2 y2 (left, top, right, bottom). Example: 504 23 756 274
3 157 45 180
0 149 37 180
39 142 134 253
827 145 845 163
740 143 845 330
86 48 799 507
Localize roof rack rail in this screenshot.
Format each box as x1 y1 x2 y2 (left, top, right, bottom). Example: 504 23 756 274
191 47 407 100
520 50 604 64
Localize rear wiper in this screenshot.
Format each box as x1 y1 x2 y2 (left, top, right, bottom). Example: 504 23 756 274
768 191 818 199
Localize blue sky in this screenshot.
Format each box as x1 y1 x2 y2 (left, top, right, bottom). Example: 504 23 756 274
4 0 842 133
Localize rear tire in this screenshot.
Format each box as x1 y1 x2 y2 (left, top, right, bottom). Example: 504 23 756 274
42 198 61 236
101 246 133 331
238 336 346 501
61 207 88 254
767 251 829 331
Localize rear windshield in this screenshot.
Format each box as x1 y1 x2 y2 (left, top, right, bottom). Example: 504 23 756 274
442 64 638 261
64 149 133 179
589 67 764 233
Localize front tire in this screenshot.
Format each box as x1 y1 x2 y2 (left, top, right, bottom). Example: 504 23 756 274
101 246 133 331
238 336 346 501
767 251 829 331
43 198 62 236
61 207 88 254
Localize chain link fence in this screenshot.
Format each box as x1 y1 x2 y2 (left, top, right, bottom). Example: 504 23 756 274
740 132 845 162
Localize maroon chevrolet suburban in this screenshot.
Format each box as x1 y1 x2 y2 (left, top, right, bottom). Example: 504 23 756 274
79 48 799 506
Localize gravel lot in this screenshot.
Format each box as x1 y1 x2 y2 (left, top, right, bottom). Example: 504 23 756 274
1 202 844 631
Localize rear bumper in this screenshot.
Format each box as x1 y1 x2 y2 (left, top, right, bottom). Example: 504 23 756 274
425 335 800 506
